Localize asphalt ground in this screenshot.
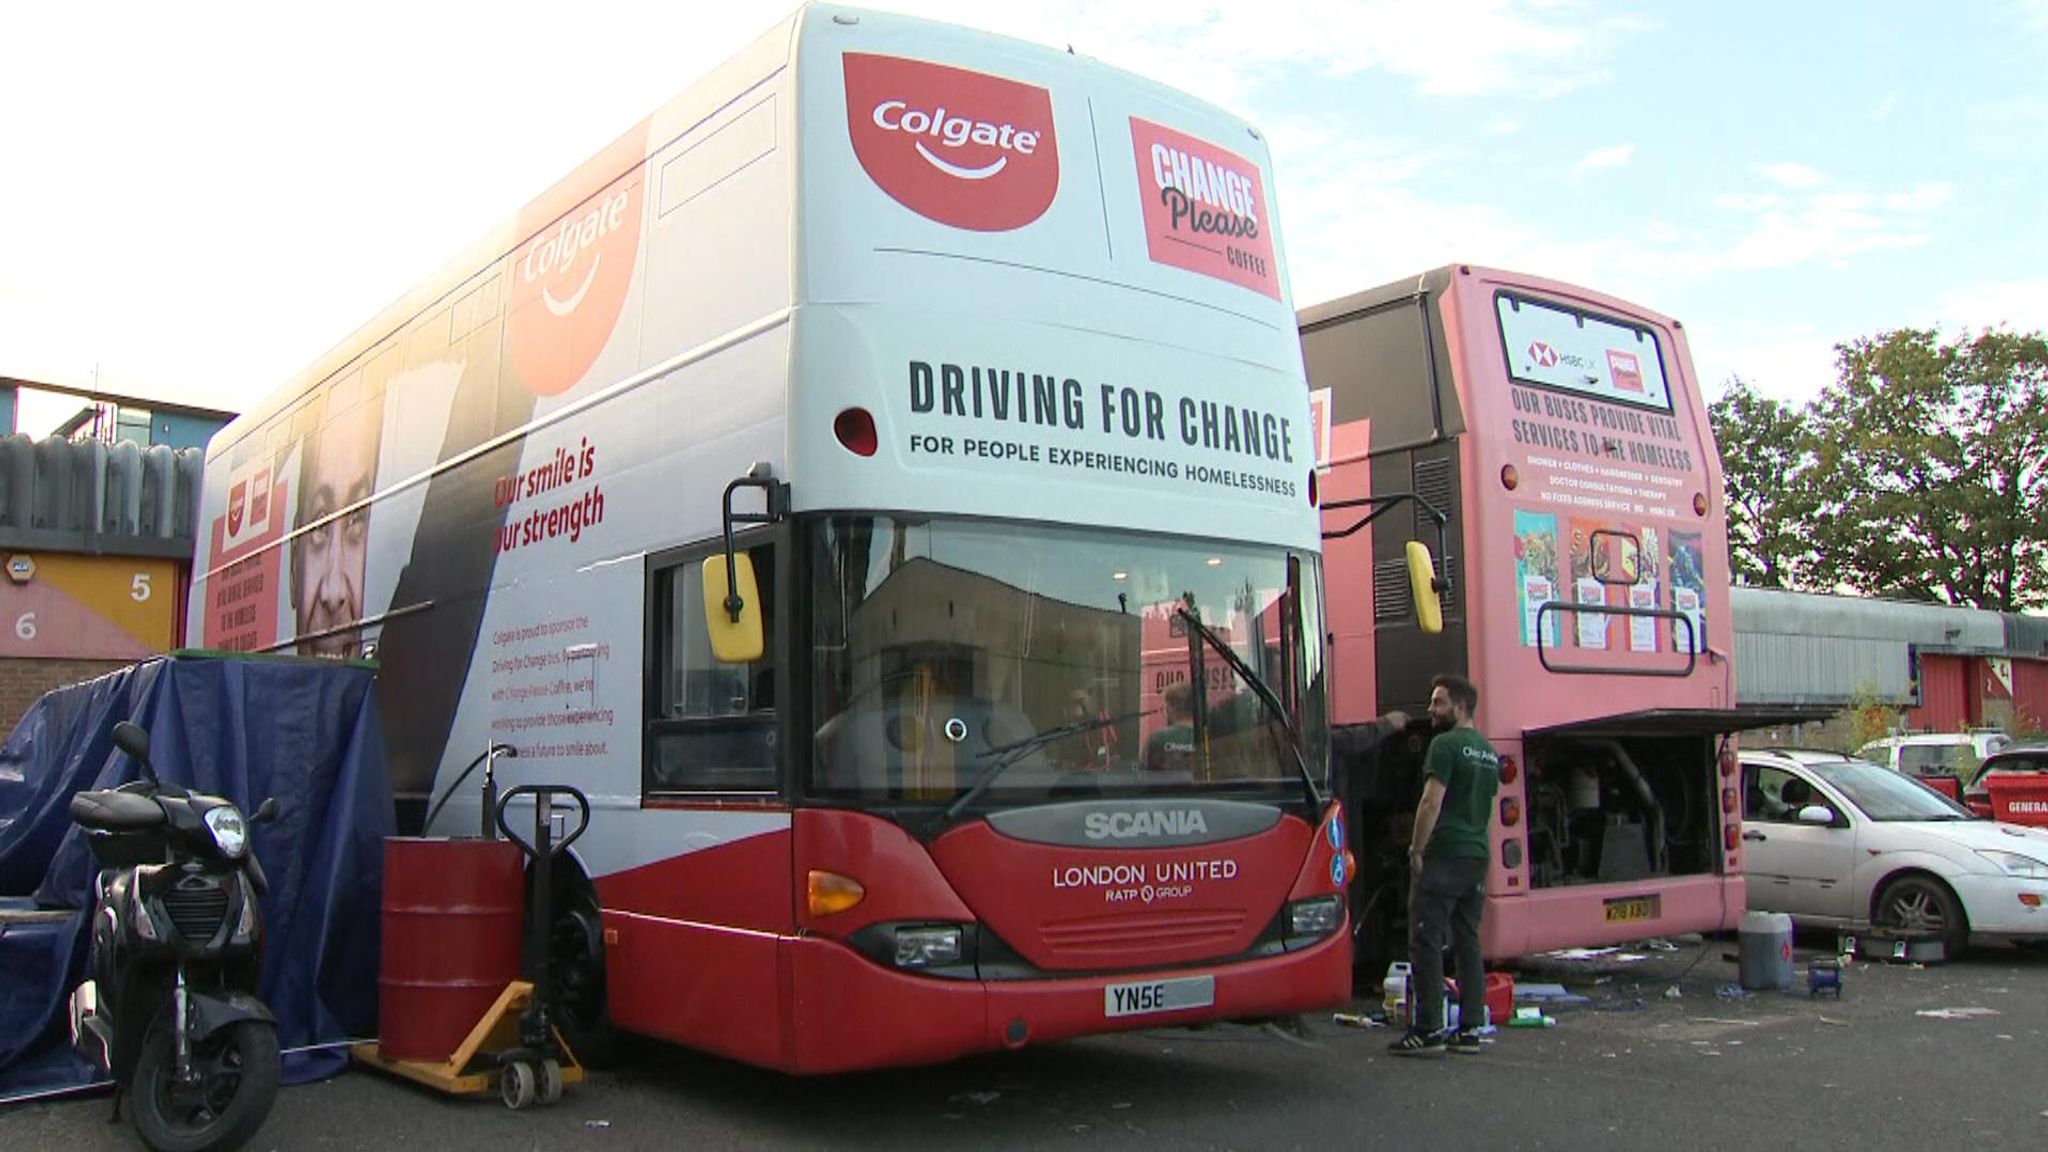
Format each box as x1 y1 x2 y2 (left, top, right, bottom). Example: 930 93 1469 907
5 933 2046 1151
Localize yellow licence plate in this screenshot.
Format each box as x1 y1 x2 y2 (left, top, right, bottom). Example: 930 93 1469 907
1603 895 1661 923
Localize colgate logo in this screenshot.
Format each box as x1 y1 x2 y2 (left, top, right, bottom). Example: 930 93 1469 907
845 53 1058 232
227 480 247 536
522 191 631 318
506 126 647 397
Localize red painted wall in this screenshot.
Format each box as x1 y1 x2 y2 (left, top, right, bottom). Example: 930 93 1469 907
2013 656 2048 733
1906 653 1971 731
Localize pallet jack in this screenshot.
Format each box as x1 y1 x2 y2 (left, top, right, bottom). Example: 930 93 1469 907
353 785 592 1110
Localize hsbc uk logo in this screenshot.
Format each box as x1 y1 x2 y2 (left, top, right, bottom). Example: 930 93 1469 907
844 53 1059 232
1527 341 1595 372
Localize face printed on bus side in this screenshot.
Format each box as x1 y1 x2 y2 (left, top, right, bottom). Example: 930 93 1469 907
291 399 381 657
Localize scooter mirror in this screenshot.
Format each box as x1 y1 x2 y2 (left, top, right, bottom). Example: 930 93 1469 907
110 721 158 782
252 797 280 824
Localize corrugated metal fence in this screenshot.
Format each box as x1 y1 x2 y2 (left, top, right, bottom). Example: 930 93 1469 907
0 434 203 557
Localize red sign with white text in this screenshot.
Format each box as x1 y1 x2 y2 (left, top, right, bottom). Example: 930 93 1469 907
1129 118 1278 300
202 470 288 654
1607 349 1645 393
844 53 1059 232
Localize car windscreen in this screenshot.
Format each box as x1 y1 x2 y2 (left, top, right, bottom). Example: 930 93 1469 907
1812 758 1974 822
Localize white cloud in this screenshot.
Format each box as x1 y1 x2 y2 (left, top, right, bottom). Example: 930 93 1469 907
1690 323 1841 406
1274 122 1644 310
1689 277 2048 408
1882 184 1955 212
1937 278 2048 332
1758 162 1826 189
1577 144 1635 171
2012 0 2048 40
1642 173 1948 280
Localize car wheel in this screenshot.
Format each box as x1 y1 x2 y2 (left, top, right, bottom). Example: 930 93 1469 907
1874 873 1968 960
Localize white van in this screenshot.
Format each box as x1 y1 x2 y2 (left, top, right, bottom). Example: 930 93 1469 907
1855 731 2013 780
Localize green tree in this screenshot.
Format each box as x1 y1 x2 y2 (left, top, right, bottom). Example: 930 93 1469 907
1707 377 1817 587
1805 328 2048 611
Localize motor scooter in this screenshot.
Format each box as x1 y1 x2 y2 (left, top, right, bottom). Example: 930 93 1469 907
67 720 281 1152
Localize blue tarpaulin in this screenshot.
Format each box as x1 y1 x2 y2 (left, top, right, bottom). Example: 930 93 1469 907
0 655 391 1101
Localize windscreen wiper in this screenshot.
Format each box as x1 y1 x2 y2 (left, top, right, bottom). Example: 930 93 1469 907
924 708 1152 838
1174 605 1323 811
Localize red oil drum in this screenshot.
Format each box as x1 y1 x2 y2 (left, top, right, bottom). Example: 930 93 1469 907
378 838 525 1061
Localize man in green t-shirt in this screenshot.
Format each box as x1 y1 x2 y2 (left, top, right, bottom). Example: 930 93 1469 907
1142 682 1197 774
1389 673 1501 1057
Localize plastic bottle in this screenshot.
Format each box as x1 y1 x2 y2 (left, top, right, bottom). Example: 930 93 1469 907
1382 962 1411 1022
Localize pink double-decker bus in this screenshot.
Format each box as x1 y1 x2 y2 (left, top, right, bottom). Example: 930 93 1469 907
1303 265 1769 975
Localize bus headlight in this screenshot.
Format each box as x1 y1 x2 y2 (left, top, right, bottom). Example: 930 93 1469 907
893 926 964 968
1287 895 1343 939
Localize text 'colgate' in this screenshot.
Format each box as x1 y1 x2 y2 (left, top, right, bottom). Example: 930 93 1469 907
845 52 1059 232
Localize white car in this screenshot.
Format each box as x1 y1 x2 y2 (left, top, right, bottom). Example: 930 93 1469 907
1740 748 2048 958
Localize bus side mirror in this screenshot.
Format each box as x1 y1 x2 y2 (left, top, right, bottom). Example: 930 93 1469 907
1406 541 1444 634
703 553 765 664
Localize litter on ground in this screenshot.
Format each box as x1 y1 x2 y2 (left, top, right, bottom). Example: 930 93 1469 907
1915 1007 2000 1020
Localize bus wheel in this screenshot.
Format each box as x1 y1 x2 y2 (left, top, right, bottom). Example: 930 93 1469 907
549 878 619 1068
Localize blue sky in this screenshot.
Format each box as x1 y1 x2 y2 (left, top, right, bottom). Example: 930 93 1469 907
2 1 2042 429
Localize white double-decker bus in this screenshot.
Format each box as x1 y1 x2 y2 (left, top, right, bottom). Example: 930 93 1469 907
188 5 1340 1073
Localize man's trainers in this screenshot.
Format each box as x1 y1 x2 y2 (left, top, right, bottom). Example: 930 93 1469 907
1447 1030 1484 1055
1387 1029 1447 1057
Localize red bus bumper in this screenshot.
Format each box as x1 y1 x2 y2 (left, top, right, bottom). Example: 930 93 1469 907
785 927 1351 1074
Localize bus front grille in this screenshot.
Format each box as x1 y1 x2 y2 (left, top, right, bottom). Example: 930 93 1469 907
1039 910 1246 959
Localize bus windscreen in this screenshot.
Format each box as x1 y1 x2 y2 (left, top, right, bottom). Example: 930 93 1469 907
1495 292 1673 413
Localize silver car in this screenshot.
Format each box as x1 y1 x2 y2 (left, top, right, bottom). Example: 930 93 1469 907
1740 748 2048 958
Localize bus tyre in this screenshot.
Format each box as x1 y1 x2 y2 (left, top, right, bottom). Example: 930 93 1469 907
1875 874 1967 961
550 882 619 1068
